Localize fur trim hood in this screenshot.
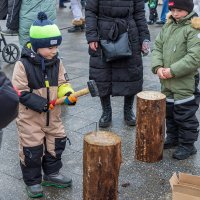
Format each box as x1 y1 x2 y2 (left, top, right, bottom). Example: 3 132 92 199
166 11 200 29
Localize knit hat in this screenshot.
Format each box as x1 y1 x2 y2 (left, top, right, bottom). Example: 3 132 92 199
30 12 62 52
168 0 194 13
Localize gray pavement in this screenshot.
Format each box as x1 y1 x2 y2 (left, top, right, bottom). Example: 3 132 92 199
1 3 200 200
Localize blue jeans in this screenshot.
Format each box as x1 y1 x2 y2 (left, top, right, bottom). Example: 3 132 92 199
160 0 168 22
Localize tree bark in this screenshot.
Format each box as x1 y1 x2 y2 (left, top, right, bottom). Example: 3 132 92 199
83 131 121 200
135 91 166 163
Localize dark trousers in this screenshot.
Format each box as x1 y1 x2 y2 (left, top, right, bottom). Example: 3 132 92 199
166 99 199 145
0 0 21 30
166 74 200 145
21 137 66 186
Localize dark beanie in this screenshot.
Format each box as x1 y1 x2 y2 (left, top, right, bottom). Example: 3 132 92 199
168 0 194 13
29 12 62 52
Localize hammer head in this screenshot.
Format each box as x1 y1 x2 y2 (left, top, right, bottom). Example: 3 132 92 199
87 80 99 97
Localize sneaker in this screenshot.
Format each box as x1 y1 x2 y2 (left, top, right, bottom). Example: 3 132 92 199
72 19 83 26
156 21 165 25
42 172 72 188
1 28 18 36
26 184 43 198
164 138 179 149
68 25 85 33
80 18 85 25
172 145 197 160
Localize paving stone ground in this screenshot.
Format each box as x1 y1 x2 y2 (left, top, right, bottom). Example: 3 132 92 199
0 3 200 200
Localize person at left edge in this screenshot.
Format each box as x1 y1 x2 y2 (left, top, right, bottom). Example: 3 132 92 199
0 64 19 149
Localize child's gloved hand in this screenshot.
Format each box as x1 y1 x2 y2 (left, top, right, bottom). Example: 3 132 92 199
49 100 56 110
58 83 75 98
64 95 77 106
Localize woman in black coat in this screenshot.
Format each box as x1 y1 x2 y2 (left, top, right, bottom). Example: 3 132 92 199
85 0 150 127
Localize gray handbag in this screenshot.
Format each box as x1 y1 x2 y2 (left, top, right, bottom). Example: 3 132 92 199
99 6 132 62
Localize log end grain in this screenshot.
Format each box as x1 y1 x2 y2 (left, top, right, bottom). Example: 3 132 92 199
137 91 166 101
84 131 121 146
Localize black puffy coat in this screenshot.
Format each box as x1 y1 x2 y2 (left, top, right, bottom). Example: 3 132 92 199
85 0 150 97
0 71 19 129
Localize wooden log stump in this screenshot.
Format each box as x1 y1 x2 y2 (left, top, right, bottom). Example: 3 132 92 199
83 131 121 200
135 91 166 163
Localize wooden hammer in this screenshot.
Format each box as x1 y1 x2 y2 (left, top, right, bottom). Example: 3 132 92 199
52 80 99 105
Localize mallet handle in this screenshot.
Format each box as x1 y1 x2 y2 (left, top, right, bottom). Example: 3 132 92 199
71 88 89 98
55 88 89 105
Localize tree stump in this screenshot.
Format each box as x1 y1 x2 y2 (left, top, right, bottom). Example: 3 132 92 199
135 91 166 163
83 131 121 200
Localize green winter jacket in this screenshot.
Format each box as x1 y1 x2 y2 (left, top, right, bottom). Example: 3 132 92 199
152 12 200 100
19 0 56 46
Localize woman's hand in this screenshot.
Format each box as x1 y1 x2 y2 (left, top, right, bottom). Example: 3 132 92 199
141 40 150 56
89 42 98 51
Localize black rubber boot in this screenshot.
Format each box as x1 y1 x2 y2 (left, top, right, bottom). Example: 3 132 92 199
124 96 136 126
42 172 72 188
173 144 197 160
26 184 43 198
99 96 112 128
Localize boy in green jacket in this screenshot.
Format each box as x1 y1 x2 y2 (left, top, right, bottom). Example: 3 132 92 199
152 0 200 160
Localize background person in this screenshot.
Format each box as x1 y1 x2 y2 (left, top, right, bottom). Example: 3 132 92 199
194 0 200 16
68 0 85 33
156 0 169 25
19 0 56 47
0 0 22 35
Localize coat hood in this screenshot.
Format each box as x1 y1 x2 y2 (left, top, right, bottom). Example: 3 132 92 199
166 11 200 29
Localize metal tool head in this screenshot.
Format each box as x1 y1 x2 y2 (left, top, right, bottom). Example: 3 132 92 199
87 80 99 97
